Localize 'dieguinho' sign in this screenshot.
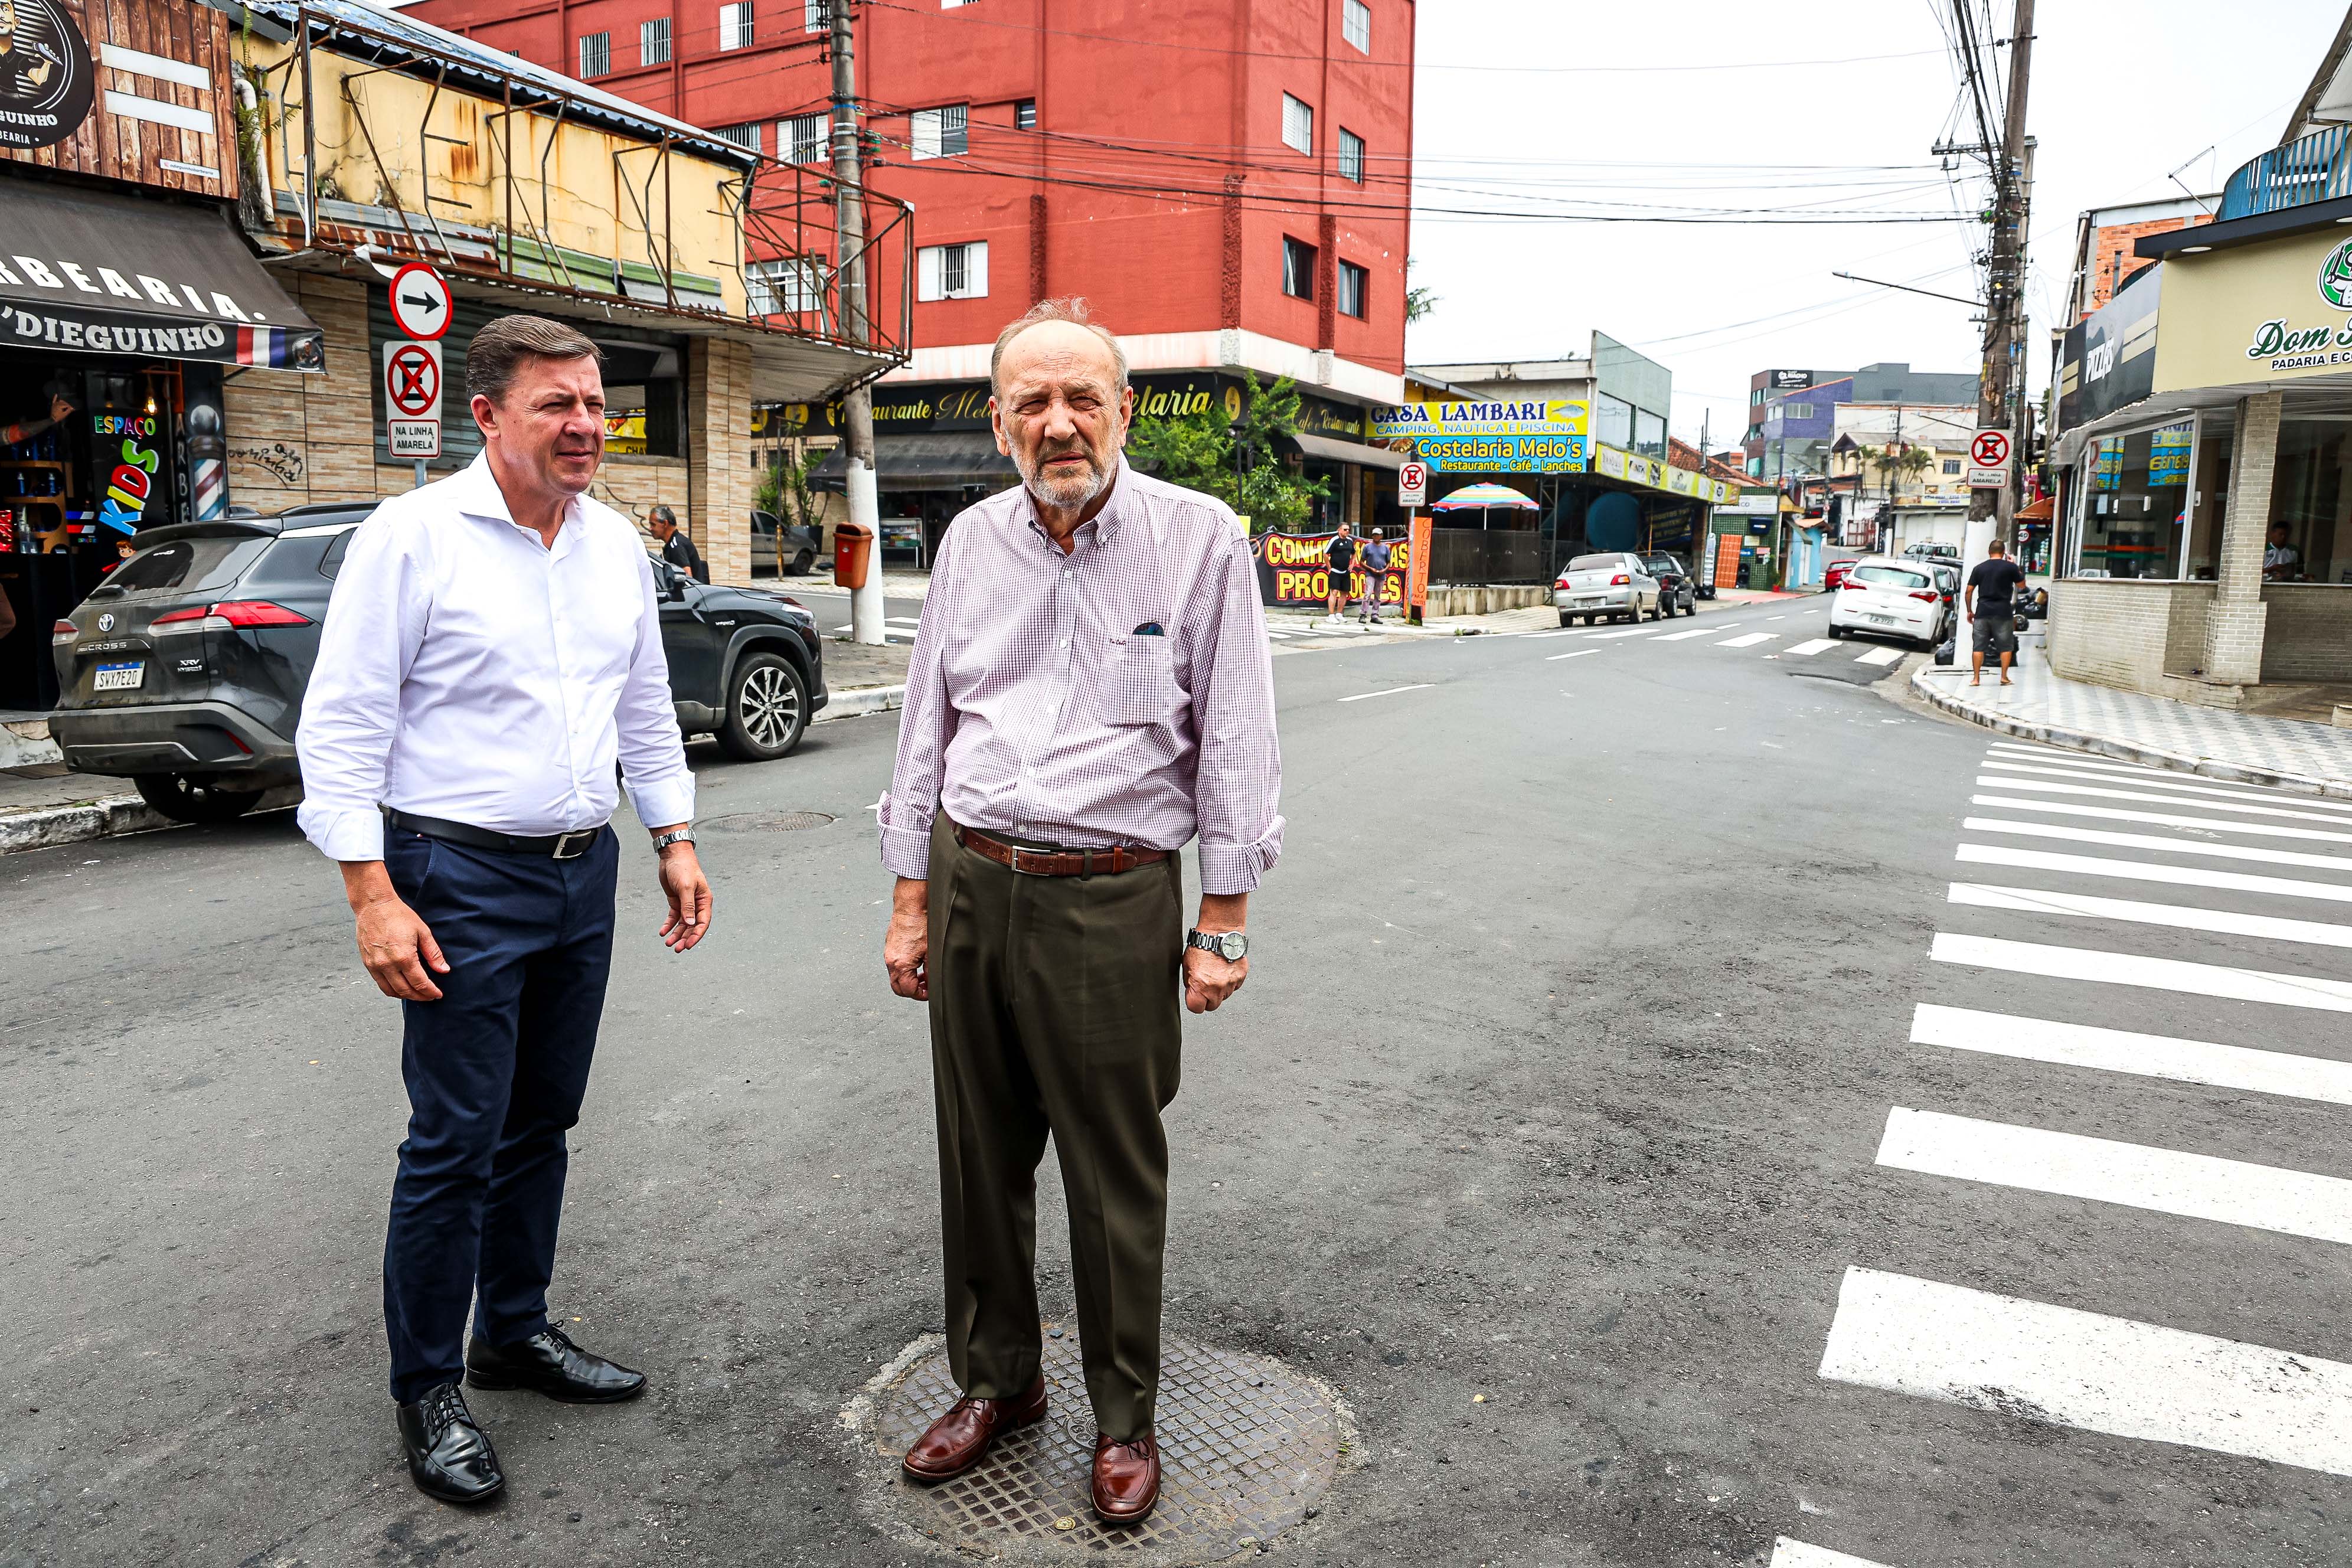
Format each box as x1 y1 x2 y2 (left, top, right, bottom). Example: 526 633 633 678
1369 400 1590 472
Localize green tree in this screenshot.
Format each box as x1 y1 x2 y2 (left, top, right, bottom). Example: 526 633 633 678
1850 442 1932 500
756 446 829 535
1125 370 1329 533
1404 257 1438 325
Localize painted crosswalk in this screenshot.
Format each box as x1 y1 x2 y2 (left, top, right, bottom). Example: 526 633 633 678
1809 738 2352 1553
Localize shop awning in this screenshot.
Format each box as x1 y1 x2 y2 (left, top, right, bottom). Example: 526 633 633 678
808 431 1018 492
0 184 324 371
1289 432 1407 470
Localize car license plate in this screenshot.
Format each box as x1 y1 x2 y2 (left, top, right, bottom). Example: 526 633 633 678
1570 595 1601 606
1867 613 1895 626
93 660 144 691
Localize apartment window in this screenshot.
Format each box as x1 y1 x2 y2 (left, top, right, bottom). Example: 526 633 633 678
748 258 826 315
1781 402 1813 420
1281 93 1312 155
803 0 827 30
639 17 669 64
576 29 610 77
1337 259 1366 319
1338 126 1364 184
1342 0 1370 53
779 112 828 164
714 120 762 153
1942 458 1962 475
912 103 969 159
718 0 753 51
1282 235 1315 300
917 241 988 301
1014 98 1037 130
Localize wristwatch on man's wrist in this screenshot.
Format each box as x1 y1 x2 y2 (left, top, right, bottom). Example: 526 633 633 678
651 828 697 854
1187 928 1248 962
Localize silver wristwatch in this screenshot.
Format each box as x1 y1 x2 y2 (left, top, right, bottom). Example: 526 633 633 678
651 828 697 853
1187 929 1247 962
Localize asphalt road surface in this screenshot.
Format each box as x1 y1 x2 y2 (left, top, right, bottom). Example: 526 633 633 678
6 606 2351 1567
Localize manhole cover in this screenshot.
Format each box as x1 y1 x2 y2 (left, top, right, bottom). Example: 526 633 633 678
850 1328 1349 1563
703 810 836 831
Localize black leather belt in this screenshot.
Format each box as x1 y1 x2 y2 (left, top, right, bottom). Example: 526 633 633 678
386 809 607 860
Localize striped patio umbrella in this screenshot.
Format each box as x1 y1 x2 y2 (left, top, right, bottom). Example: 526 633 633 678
1431 482 1539 530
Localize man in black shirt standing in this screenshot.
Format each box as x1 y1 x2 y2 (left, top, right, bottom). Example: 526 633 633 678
648 505 708 583
1964 537 2027 688
1324 521 1356 626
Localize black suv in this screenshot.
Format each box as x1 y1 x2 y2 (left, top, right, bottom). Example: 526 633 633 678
48 505 827 823
1641 553 1698 617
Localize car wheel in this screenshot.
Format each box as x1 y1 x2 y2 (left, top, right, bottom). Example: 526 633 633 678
135 773 264 824
718 651 809 762
1559 611 1574 628
1828 622 1848 639
790 550 815 576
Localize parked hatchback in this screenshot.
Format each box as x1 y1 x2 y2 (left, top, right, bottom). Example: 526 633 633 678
1822 558 1860 594
1826 556 1950 649
1554 551 1661 626
1641 553 1698 618
50 508 828 823
750 508 821 577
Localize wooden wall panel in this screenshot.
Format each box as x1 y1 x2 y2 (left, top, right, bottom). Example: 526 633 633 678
0 0 239 201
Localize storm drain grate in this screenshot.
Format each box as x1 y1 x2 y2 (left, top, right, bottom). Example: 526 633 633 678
703 810 836 831
863 1329 1342 1562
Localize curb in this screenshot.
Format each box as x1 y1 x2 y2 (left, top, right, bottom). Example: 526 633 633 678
1909 664 2352 803
814 684 904 723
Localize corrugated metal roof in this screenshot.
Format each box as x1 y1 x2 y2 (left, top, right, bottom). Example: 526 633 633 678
244 0 760 170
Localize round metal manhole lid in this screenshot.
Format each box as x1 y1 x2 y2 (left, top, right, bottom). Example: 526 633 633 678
850 1328 1349 1563
701 810 836 831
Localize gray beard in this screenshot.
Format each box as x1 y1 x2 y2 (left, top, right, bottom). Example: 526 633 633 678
1018 449 1111 511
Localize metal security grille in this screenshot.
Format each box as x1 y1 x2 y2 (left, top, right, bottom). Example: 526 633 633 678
576 30 609 77
639 17 669 64
864 1329 1343 1559
782 112 828 164
1338 128 1364 184
718 0 753 51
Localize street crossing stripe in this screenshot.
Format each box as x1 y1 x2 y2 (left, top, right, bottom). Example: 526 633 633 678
1958 842 2352 905
1949 881 2352 949
1973 775 2352 828
1787 639 1838 655
1546 648 1601 661
1965 814 2352 870
1909 1002 2352 1107
1586 623 1675 639
886 618 923 627
1652 625 1727 641
1982 760 2352 816
1717 632 1777 648
1878 1106 2352 1246
1972 793 2352 847
1338 684 1435 703
1523 629 1584 639
1817 1266 2352 1476
1770 1541 1894 1568
1987 742 2178 777
1855 646 1906 666
1930 931 2352 1013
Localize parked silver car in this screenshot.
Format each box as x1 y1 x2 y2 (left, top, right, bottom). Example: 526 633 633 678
1554 551 1662 626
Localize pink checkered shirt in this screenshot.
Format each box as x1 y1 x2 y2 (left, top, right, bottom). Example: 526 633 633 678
878 462 1284 894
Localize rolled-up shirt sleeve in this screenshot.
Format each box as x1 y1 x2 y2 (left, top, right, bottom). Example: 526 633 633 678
1189 522 1284 894
615 551 696 829
877 534 958 880
294 521 424 863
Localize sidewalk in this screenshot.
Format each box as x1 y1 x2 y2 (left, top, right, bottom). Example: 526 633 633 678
1913 633 2352 800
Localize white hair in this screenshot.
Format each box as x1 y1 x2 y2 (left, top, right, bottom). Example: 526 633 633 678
989 297 1129 398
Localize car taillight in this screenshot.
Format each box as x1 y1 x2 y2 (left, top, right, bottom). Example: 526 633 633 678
1554 576 1572 589
51 619 76 643
1610 573 1630 586
149 605 210 626
152 600 312 629
1909 590 1939 602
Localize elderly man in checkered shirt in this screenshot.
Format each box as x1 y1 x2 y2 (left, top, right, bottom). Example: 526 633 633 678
876 298 1284 1526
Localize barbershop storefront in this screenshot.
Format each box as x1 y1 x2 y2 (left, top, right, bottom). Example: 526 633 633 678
2049 218 2352 704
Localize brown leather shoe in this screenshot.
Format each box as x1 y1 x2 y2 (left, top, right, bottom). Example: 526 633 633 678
1090 1430 1160 1524
900 1376 1048 1482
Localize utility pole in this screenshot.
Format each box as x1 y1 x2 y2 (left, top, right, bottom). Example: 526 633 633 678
829 0 883 644
1971 0 2034 558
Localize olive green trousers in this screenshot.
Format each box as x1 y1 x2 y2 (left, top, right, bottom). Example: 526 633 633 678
925 814 1184 1442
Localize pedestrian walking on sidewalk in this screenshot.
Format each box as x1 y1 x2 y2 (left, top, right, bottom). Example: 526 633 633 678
1357 528 1391 623
1964 537 2027 687
647 505 708 583
295 315 713 1507
878 298 1283 1527
1324 521 1356 625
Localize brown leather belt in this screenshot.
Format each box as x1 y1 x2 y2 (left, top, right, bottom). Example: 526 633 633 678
954 822 1168 877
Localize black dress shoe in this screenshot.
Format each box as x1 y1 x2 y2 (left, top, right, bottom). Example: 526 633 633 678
397 1381 505 1505
465 1325 646 1404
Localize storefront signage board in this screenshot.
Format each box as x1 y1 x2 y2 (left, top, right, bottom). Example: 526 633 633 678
2059 264 2161 430
0 0 237 201
1251 528 1416 609
2156 228 2352 390
383 340 442 458
1368 400 1589 473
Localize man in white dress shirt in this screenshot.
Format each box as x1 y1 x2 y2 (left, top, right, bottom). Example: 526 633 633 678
296 315 713 1505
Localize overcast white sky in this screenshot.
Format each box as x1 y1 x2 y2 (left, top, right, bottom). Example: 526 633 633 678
1403 0 2343 447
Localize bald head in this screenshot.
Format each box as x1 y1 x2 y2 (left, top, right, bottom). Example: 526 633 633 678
991 313 1133 515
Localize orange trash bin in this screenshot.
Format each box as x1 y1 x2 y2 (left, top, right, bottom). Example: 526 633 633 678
834 520 874 590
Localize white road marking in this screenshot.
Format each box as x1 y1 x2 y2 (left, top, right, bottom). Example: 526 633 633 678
1982 760 2352 816
1930 931 2352 1014
1910 1002 2352 1107
1854 646 1906 666
1965 814 2352 871
1987 742 2175 777
1586 623 1674 639
1338 684 1435 703
1786 638 1838 655
1879 1106 2352 1246
1976 774 2352 827
886 617 924 628
1717 632 1778 648
1770 1541 1894 1568
1818 1266 2352 1476
1546 649 1601 661
1768 614 1789 621
1972 793 2352 847
1950 880 2352 950
1652 624 1732 642
1958 842 2352 904
1523 628 1583 639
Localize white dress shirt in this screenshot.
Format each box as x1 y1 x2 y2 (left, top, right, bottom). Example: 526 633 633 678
295 453 694 863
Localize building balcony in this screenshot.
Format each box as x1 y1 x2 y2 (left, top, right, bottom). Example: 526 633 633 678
2216 126 2352 221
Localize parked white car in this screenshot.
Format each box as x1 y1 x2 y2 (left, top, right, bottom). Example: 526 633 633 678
1554 551 1662 626
1826 556 1951 649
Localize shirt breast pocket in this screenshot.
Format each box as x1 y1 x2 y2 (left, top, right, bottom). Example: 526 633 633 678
1096 633 1181 727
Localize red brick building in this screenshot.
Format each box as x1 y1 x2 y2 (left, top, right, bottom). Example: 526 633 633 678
2065 195 2217 321
402 0 1416 537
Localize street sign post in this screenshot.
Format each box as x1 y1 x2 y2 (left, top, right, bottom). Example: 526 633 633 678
384 339 443 460
1967 427 2013 490
388 262 454 341
1397 460 1428 509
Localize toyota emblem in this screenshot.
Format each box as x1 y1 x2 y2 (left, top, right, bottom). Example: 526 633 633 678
97 613 115 632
